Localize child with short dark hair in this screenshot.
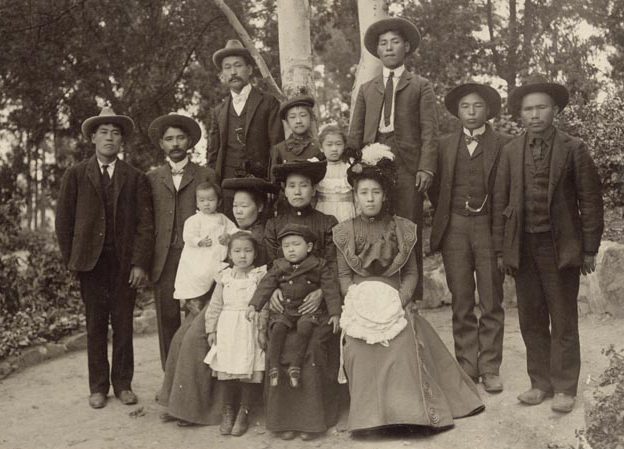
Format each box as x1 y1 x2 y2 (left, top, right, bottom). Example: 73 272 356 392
174 181 238 306
246 223 340 388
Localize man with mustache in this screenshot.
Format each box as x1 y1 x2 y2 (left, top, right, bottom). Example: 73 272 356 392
348 17 438 301
208 39 283 216
147 114 216 369
492 76 604 413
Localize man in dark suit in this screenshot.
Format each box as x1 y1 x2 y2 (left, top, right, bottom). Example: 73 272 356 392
430 83 510 393
207 39 283 215
147 114 215 369
492 77 604 413
348 17 438 300
55 108 154 409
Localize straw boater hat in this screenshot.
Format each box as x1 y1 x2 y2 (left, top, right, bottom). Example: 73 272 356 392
221 176 280 196
364 17 421 58
272 158 327 185
212 39 253 68
148 113 202 148
444 82 502 120
508 74 570 115
279 94 315 120
81 107 134 139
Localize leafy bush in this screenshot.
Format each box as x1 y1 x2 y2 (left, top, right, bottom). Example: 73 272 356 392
0 198 84 360
586 345 624 449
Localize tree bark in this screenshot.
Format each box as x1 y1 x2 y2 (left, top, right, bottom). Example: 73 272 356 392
276 0 315 100
212 0 284 99
350 0 388 126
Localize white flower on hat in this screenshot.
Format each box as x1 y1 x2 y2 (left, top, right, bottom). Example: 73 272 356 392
361 143 394 166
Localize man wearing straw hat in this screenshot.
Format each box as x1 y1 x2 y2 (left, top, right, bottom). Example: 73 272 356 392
55 108 154 409
492 76 604 413
348 17 439 301
208 39 283 214
147 113 215 369
430 82 510 393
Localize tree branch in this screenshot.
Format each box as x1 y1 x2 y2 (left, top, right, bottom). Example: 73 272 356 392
212 0 284 99
485 0 503 76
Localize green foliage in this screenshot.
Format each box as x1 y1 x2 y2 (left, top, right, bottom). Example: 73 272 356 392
586 345 624 449
0 198 83 360
558 97 624 208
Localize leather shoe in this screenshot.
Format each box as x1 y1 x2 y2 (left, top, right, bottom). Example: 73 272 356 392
517 388 551 405
482 374 504 393
220 404 235 435
279 431 297 440
300 432 319 441
231 406 249 436
88 392 107 409
551 393 575 413
116 390 138 405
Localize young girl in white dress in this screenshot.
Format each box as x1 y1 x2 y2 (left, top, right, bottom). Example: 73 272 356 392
203 232 267 437
314 125 356 222
173 181 238 304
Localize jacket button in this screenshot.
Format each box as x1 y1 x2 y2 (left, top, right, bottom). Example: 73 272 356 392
286 299 291 303
288 280 293 285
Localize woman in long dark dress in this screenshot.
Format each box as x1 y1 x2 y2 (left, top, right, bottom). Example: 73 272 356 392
332 145 484 433
158 177 277 426
262 159 343 441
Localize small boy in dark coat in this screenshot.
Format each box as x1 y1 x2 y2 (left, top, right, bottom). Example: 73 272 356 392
246 224 341 388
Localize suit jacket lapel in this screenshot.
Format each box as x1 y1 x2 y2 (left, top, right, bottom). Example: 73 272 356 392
481 126 500 184
218 96 230 150
370 75 385 128
395 70 412 93
548 130 569 205
86 156 104 201
159 164 175 193
112 159 128 210
446 130 461 182
177 162 196 192
244 87 261 137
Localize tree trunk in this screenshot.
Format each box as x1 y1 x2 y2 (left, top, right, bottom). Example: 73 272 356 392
350 0 388 126
276 0 315 99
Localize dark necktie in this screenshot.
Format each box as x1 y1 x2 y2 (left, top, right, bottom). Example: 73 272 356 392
383 71 394 127
101 164 111 186
531 137 544 161
465 134 481 146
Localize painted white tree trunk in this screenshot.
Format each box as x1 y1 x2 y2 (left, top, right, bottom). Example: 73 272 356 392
350 0 388 126
276 0 315 99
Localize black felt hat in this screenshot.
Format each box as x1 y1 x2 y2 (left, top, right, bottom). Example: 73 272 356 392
272 159 327 185
221 176 280 195
364 17 420 58
212 39 253 68
444 82 502 120
508 74 569 114
279 95 315 120
148 113 201 148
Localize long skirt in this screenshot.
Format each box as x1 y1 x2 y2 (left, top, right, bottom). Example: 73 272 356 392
264 322 344 433
158 305 224 425
343 311 484 431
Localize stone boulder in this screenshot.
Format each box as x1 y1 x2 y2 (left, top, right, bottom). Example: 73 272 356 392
580 240 624 317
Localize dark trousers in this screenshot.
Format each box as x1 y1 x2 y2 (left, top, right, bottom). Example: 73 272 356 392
269 320 315 369
441 213 504 377
516 232 581 396
376 133 424 301
153 247 183 370
78 248 136 395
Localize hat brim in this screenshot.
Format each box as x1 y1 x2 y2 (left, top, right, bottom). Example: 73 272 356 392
508 82 569 114
81 115 134 139
272 160 327 185
148 114 201 148
212 47 253 69
444 83 502 120
364 18 421 58
279 96 316 120
221 177 280 195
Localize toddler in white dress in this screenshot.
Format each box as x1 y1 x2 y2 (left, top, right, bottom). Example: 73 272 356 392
203 232 267 436
173 181 238 304
314 125 356 222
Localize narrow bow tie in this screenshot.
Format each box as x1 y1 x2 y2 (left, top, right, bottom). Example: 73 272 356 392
171 167 184 176
464 134 481 145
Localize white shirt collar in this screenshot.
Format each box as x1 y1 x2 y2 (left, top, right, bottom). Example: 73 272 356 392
97 158 117 171
167 156 189 171
382 65 405 80
463 125 486 137
231 83 252 103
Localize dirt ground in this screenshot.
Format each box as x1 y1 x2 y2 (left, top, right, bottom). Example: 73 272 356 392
0 307 619 449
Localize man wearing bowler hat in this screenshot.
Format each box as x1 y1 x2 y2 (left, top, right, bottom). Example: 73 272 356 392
348 17 438 301
430 82 511 392
147 113 216 369
492 76 604 412
55 108 154 409
208 39 284 215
